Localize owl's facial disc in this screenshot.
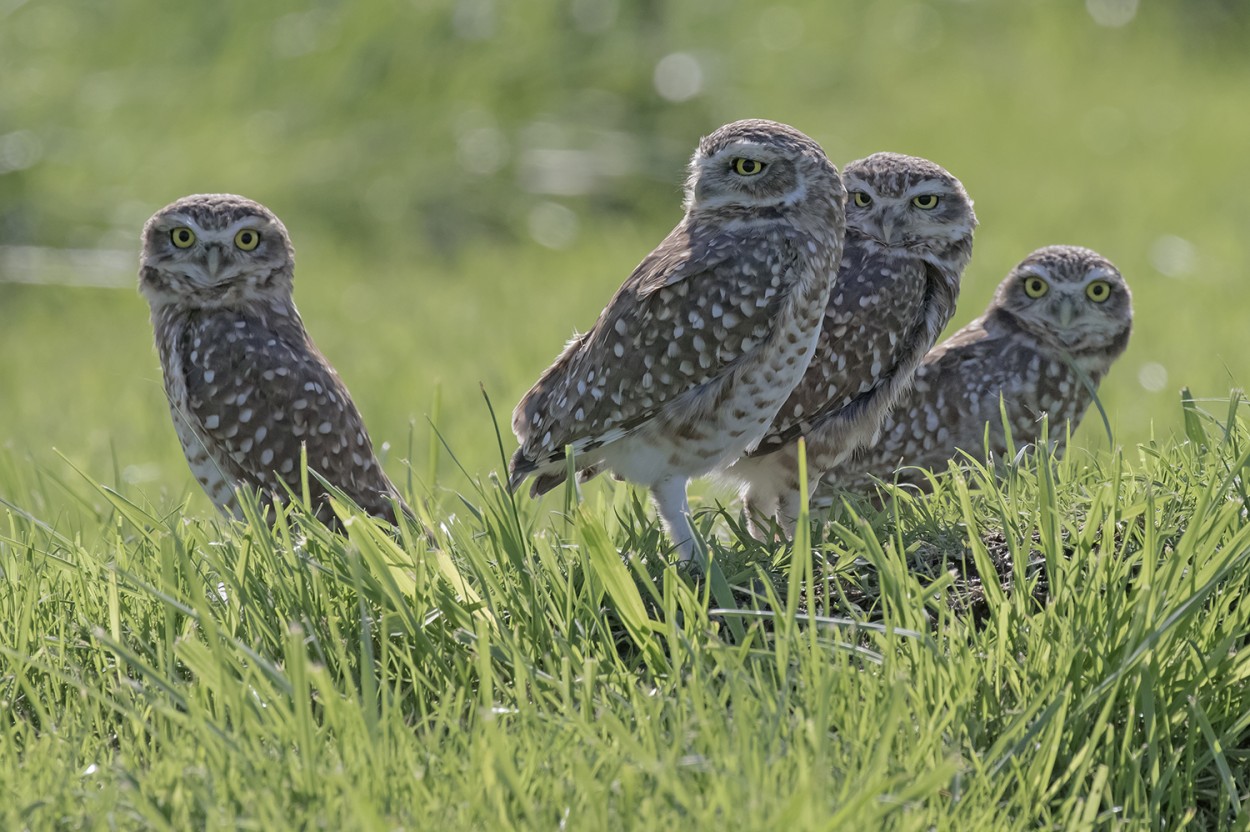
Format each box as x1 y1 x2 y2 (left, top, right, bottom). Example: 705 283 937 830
1009 261 1131 354
845 177 972 249
144 211 284 292
687 139 809 211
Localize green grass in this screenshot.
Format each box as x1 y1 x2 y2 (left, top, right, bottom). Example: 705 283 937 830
4 1 1250 828
3 394 1250 829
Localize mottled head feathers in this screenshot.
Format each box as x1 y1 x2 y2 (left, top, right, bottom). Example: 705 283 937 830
843 152 977 251
991 244 1133 359
139 194 295 309
685 119 846 225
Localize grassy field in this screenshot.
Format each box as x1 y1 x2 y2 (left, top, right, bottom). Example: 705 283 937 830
3 396 1250 828
3 1 1250 828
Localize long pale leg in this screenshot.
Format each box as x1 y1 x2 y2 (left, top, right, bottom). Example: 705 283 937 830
651 476 702 564
738 452 789 542
742 487 780 543
776 471 823 539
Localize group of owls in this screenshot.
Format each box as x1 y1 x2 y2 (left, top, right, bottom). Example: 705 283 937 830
138 119 1132 561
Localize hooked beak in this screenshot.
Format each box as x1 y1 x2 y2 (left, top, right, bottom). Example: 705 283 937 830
879 208 907 246
1057 297 1076 328
880 215 897 246
205 245 223 280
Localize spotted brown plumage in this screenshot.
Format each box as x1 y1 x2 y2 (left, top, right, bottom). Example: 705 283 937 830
509 119 847 562
139 193 406 526
720 153 977 535
825 245 1132 493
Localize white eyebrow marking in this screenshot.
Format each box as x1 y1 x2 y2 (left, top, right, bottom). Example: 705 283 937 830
223 218 265 236
1081 266 1117 284
903 180 953 198
844 181 880 200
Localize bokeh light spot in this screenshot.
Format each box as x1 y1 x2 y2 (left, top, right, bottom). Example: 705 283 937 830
454 0 495 40
0 130 42 175
1149 235 1197 279
528 202 579 249
1086 0 1138 28
653 53 703 102
1138 362 1168 393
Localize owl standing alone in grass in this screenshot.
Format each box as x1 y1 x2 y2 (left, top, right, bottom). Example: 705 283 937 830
139 194 406 526
825 245 1133 493
722 153 977 535
509 119 847 562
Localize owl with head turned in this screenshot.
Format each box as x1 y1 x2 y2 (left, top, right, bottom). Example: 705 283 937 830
825 245 1133 494
509 119 846 563
721 152 977 536
138 194 407 526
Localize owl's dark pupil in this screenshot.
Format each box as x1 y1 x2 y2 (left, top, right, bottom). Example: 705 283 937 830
241 233 253 244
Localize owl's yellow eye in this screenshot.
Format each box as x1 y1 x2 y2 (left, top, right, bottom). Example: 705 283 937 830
731 158 765 176
234 229 261 251
170 227 196 248
851 191 872 208
1023 276 1049 298
912 194 940 210
1086 279 1111 302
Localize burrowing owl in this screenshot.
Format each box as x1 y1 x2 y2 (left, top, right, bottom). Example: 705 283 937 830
826 245 1132 493
138 194 406 526
509 119 846 562
721 152 976 534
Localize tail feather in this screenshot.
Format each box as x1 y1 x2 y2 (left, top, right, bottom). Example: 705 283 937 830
508 444 577 497
507 445 538 492
531 470 569 496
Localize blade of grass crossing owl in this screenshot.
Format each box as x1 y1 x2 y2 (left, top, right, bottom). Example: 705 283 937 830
562 444 578 525
997 393 1017 463
785 439 813 632
1063 352 1114 446
796 438 818 652
480 384 528 553
299 443 311 514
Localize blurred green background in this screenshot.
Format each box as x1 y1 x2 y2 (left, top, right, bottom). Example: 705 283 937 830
1 0 1248 517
